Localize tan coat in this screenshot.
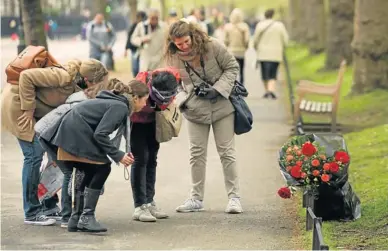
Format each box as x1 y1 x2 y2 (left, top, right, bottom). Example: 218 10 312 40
224 9 250 58
1 67 80 142
169 39 239 125
253 19 289 62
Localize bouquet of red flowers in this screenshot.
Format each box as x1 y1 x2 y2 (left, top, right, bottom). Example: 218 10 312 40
277 134 350 199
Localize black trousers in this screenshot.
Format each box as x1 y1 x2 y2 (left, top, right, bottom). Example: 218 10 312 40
66 162 112 190
236 57 245 85
130 122 160 207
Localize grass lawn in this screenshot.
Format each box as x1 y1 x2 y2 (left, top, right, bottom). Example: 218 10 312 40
285 44 388 130
286 45 388 249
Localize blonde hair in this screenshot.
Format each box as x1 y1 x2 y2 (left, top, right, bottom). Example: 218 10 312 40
84 77 117 99
164 20 210 62
65 59 83 85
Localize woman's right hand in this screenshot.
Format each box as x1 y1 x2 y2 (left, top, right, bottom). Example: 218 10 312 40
120 153 134 166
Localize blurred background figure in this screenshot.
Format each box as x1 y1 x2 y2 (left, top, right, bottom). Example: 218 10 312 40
125 11 147 77
253 9 289 99
130 9 167 71
224 8 250 85
167 9 179 27
86 13 117 70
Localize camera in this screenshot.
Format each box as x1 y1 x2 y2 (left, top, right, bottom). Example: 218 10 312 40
194 82 209 97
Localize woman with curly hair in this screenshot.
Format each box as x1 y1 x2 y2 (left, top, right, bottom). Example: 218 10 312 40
164 19 243 214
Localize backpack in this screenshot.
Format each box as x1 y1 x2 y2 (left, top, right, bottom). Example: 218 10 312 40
5 45 60 85
126 22 149 52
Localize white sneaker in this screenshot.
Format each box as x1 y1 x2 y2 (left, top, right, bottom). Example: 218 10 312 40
24 215 56 226
176 199 204 213
225 198 243 214
148 202 168 219
132 204 156 222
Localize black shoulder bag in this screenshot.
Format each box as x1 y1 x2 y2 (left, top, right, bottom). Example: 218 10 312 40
182 57 253 135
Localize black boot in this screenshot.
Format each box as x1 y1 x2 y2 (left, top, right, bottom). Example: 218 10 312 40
67 191 84 232
77 187 107 233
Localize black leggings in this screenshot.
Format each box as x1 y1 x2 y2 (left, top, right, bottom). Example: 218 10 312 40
70 162 112 190
236 57 245 85
130 122 160 207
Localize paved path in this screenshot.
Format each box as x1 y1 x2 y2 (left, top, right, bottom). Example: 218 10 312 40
1 37 299 249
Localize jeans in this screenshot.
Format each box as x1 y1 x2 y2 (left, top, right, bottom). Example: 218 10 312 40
130 122 160 207
18 135 58 219
131 53 140 77
57 161 73 221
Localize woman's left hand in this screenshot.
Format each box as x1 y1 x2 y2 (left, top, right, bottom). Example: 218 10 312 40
17 110 34 131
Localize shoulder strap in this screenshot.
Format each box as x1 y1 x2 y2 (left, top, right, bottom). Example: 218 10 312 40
144 23 149 35
256 21 275 47
182 56 210 85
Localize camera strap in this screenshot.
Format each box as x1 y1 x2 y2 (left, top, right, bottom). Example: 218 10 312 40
182 55 211 88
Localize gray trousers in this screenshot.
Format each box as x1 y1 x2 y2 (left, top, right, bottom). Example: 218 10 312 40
187 113 240 200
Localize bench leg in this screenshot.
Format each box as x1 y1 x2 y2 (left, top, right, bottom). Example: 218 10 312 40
331 113 337 133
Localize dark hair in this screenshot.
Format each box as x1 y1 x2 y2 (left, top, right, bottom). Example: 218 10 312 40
112 79 149 98
265 9 275 19
137 11 147 21
151 71 178 91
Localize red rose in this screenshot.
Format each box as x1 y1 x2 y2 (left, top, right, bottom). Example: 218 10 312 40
290 166 302 178
329 162 340 173
323 163 330 171
321 174 330 182
296 160 303 167
278 187 292 199
301 172 307 178
312 170 320 176
335 151 350 164
302 142 317 157
311 159 320 167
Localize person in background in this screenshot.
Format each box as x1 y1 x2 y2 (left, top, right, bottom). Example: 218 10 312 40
125 11 147 77
131 9 167 72
253 9 288 99
39 80 149 233
1 59 108 226
167 9 179 27
224 8 250 85
130 68 179 222
87 13 117 70
164 20 243 214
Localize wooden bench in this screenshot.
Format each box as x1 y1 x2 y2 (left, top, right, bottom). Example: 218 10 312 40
294 60 347 132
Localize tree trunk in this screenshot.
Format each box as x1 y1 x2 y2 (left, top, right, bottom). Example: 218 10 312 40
21 0 48 49
127 0 137 24
10 0 17 16
290 0 309 44
325 0 354 70
160 0 166 21
93 0 106 16
351 0 388 94
288 0 299 41
306 0 326 54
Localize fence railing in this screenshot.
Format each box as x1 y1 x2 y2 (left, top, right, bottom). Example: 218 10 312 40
303 191 330 250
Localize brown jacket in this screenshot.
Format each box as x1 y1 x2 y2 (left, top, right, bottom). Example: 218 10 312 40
168 39 239 125
1 67 80 142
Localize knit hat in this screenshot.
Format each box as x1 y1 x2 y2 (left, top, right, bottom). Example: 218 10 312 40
79 59 108 83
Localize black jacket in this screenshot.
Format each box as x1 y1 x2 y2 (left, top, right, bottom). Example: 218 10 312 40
42 91 131 164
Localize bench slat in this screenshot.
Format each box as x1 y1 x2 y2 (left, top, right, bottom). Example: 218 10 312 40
310 102 317 112
300 99 307 110
315 102 322 112
327 102 332 112
305 101 312 111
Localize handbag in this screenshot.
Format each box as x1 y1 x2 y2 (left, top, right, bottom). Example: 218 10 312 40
229 80 253 135
183 57 253 135
155 100 183 143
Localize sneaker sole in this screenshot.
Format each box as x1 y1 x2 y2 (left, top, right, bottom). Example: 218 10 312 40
225 209 243 214
176 208 205 213
24 220 56 226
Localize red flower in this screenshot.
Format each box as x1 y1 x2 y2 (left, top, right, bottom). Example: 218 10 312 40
302 142 317 157
312 170 320 177
335 151 350 164
301 172 307 178
323 163 330 171
278 187 292 199
296 160 303 167
329 162 340 173
290 166 302 178
311 159 320 167
321 174 330 182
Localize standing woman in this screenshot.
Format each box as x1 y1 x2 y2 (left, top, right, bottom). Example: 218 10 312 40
39 80 149 232
1 58 108 226
224 8 250 85
164 20 243 214
130 68 179 222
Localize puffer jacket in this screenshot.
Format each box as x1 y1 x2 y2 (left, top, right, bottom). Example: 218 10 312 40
168 39 239 125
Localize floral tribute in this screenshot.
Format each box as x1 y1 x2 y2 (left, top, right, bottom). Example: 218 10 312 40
277 135 350 199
